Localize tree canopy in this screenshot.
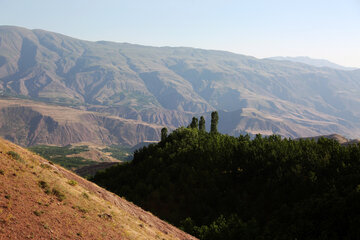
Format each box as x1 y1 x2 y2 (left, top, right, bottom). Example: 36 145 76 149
92 116 360 240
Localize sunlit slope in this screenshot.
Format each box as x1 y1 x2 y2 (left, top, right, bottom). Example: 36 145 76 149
0 137 196 240
0 98 161 146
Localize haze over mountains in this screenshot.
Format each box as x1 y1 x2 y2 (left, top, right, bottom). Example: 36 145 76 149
267 56 358 71
1 25 360 146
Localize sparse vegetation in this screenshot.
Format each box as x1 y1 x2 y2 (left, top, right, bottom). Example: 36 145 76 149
7 151 24 163
38 180 51 194
98 213 112 221
51 188 65 202
67 180 78 186
0 137 190 240
38 180 65 201
33 210 44 216
81 192 89 199
73 205 88 214
40 163 52 169
42 223 50 230
0 169 4 175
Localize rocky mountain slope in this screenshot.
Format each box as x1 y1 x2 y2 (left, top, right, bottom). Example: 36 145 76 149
0 137 196 239
1 25 360 143
0 98 161 146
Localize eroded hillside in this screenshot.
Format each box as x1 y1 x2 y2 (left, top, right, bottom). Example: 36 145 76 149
1 26 360 140
0 98 162 146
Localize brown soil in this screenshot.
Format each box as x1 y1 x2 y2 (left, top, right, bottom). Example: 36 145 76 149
0 138 197 240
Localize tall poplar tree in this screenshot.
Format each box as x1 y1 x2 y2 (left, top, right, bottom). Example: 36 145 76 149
161 127 168 141
190 117 199 129
199 116 206 132
210 111 219 134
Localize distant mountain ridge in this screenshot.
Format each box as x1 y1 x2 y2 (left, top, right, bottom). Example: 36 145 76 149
297 133 360 145
1 25 360 146
267 56 358 71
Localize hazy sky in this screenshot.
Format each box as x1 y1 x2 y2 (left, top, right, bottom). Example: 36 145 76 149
1 0 359 67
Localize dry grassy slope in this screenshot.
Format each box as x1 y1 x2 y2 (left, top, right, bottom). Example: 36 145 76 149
0 98 163 147
0 138 197 240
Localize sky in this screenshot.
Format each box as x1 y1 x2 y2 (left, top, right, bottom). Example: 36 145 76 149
1 0 359 68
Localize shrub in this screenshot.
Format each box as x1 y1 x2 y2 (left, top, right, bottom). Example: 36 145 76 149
73 205 88 213
40 163 52 169
82 192 89 199
33 210 44 216
7 151 24 163
52 188 66 201
98 213 112 221
38 180 51 194
67 180 78 186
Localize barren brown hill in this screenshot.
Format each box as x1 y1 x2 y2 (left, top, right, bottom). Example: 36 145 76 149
0 98 162 147
0 137 197 240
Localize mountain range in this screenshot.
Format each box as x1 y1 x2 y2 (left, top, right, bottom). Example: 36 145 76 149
1 25 360 146
267 56 357 71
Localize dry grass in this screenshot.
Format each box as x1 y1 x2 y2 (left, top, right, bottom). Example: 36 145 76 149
0 138 196 240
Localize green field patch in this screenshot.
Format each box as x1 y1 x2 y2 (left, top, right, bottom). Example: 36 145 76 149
28 145 97 170
101 145 133 161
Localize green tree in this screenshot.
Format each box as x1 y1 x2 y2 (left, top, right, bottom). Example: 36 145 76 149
199 116 206 132
210 111 219 134
190 117 199 129
161 127 168 141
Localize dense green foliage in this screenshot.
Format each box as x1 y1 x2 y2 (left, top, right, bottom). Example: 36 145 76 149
91 126 360 239
28 145 97 170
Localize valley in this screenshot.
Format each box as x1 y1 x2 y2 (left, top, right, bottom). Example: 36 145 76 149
1 1 359 239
